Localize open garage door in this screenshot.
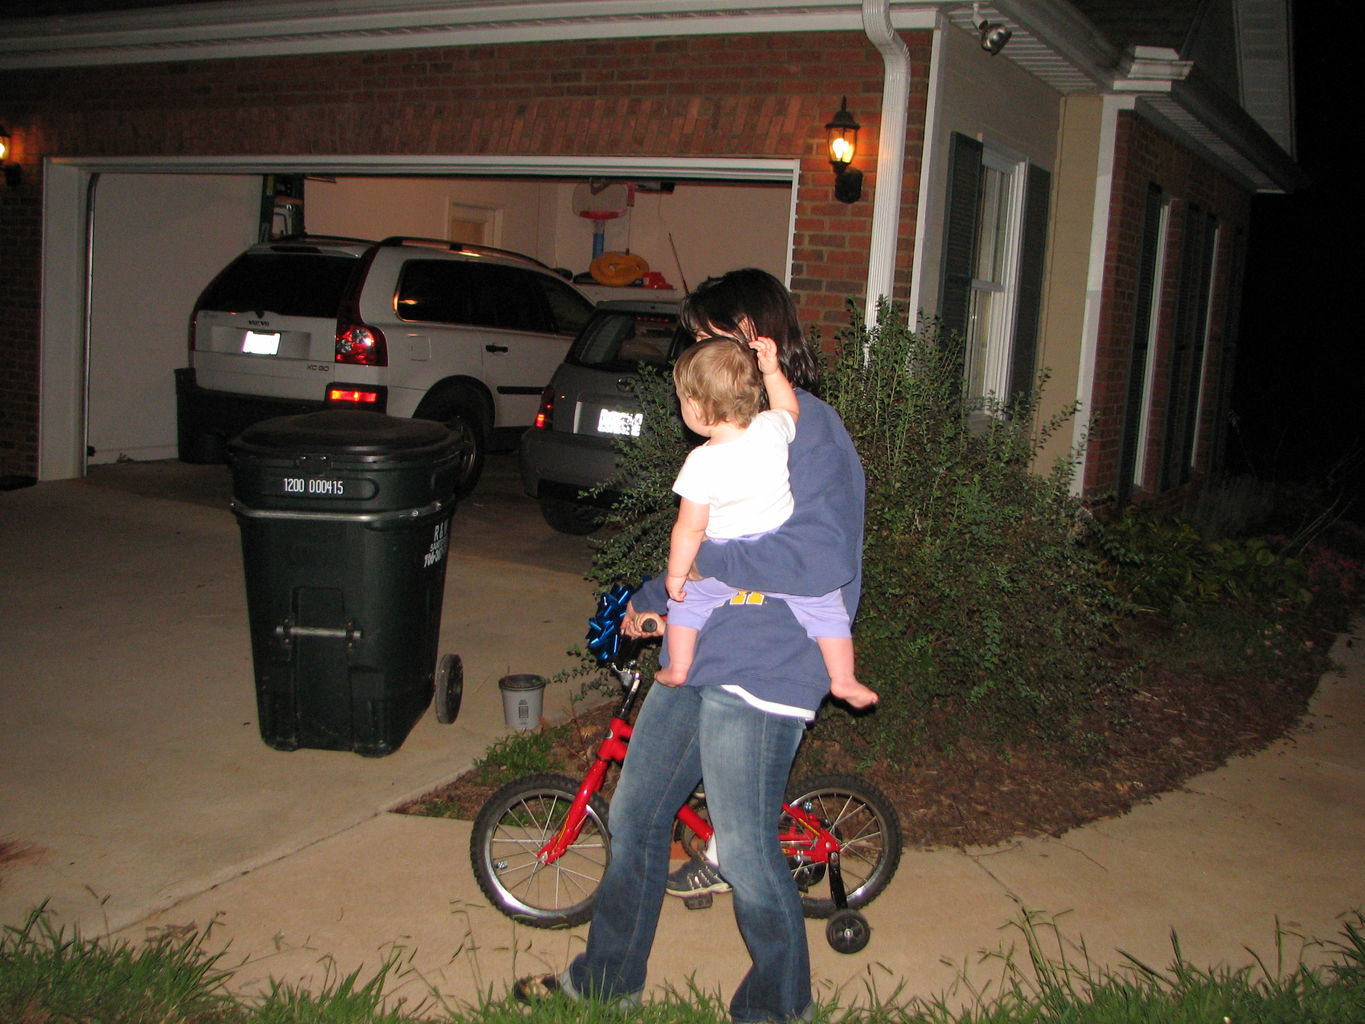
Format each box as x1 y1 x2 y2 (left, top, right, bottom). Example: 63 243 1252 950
43 155 799 481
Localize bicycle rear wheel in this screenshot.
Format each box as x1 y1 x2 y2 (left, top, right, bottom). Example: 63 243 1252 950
782 773 902 918
470 772 611 928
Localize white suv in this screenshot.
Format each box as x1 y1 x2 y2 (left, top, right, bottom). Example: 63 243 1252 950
176 235 595 494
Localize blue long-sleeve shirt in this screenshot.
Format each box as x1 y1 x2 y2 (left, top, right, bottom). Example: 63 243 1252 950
634 390 865 713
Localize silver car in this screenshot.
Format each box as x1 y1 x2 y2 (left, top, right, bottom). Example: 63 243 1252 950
519 299 687 534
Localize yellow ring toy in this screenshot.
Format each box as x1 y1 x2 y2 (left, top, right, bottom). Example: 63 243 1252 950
590 251 650 286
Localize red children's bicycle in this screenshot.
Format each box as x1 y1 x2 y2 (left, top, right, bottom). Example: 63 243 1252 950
468 589 902 953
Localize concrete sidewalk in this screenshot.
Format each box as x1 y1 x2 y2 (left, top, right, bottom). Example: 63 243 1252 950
2 457 1362 1014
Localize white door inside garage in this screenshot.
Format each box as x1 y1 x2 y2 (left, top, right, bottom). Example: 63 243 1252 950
56 158 797 480
86 174 261 465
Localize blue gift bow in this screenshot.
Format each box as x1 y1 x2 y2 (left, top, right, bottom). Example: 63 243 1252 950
586 582 637 664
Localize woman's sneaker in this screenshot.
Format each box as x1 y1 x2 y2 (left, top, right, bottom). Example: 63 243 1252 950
665 856 731 908
512 974 566 1004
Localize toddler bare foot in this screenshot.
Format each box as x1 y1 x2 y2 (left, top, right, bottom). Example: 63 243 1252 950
830 676 878 708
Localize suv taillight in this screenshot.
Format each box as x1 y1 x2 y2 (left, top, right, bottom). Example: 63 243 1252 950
534 385 555 430
335 322 387 366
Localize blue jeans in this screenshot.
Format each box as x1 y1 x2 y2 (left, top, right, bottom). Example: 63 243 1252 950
565 683 810 1021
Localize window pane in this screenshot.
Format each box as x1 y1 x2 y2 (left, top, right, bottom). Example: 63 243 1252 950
537 276 594 335
199 253 355 318
481 267 544 331
975 165 1010 283
965 287 994 401
396 260 477 325
571 310 683 369
396 260 556 332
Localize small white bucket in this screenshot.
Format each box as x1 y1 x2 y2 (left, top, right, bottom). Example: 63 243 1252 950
498 674 546 731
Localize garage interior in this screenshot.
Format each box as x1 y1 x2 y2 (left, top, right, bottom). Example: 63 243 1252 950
68 166 794 473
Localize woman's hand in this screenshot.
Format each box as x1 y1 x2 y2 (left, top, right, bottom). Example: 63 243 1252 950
621 601 664 638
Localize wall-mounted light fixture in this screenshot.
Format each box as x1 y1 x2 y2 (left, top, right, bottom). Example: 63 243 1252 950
825 97 862 204
972 3 1012 55
0 127 20 187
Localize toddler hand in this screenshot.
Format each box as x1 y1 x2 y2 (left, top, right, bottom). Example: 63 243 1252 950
751 335 780 375
665 574 688 603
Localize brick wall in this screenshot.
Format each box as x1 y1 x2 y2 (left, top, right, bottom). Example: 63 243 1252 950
0 30 931 476
1085 110 1251 499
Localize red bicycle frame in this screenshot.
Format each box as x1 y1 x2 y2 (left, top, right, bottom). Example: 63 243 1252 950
534 660 845 890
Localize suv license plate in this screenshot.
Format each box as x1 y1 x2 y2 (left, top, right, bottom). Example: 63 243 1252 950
242 330 281 355
597 409 643 437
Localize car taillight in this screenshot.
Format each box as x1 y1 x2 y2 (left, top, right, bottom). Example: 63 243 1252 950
327 387 380 405
534 385 555 430
335 322 387 366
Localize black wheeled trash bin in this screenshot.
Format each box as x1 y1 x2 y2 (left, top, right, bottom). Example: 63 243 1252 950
228 410 465 757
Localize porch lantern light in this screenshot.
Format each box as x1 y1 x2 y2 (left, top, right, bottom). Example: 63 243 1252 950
825 97 862 204
0 127 19 187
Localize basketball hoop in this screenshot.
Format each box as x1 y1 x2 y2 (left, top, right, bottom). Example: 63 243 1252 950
572 181 631 260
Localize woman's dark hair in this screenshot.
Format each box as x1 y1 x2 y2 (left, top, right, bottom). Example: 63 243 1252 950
679 268 819 390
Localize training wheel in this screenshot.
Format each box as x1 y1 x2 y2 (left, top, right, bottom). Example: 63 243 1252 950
434 653 464 724
825 909 870 954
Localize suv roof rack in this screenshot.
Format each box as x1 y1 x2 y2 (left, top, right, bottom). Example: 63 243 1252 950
375 236 553 271
264 234 374 252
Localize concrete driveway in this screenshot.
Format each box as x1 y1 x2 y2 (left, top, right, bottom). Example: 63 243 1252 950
1 454 1362 1013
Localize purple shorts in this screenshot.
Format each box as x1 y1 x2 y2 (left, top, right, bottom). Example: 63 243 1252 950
667 575 850 640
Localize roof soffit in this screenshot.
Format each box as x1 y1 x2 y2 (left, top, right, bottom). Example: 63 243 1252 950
0 0 1300 191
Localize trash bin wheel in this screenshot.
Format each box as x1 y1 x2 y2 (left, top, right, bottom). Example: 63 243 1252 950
435 653 464 724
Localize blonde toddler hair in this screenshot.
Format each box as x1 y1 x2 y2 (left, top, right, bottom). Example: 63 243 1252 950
673 337 763 428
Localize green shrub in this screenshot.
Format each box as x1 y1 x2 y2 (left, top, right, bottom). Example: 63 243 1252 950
587 306 1122 756
588 362 690 591
1091 505 1313 617
1180 472 1282 540
820 307 1121 756
469 729 558 784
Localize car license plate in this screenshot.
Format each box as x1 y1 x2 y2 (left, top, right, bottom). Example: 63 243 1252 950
597 409 643 437
242 330 281 355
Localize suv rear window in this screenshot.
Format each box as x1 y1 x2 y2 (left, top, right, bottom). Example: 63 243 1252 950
570 310 689 371
196 252 357 318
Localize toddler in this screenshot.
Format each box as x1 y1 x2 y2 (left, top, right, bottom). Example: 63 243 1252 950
656 334 877 710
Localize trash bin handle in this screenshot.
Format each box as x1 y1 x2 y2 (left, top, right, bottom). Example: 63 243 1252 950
229 497 454 524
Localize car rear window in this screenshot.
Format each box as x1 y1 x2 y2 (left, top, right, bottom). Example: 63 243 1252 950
196 252 357 319
569 310 688 371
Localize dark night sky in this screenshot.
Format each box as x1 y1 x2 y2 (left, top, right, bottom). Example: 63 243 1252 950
1228 0 1362 487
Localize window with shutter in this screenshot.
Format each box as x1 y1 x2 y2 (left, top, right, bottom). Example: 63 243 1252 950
1007 163 1051 405
1116 183 1169 505
938 132 1052 410
1161 205 1218 490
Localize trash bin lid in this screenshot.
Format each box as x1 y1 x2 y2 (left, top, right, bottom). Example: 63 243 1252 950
235 411 452 456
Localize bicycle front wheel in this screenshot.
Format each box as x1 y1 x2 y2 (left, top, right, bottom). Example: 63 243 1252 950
782 773 902 918
470 773 611 928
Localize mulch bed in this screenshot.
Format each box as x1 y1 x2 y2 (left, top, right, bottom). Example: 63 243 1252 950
398 613 1337 849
